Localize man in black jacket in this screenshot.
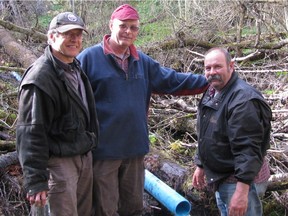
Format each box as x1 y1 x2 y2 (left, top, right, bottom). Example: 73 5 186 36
16 12 98 216
192 47 272 216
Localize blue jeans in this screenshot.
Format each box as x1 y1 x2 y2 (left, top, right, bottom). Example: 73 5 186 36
215 183 263 216
255 182 269 197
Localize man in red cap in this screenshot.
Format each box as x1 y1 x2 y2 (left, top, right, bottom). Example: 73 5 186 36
78 4 208 216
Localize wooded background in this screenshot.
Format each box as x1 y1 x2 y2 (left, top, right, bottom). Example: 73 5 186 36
0 0 287 215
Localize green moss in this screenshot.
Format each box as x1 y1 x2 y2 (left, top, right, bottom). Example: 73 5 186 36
149 133 158 145
263 89 275 95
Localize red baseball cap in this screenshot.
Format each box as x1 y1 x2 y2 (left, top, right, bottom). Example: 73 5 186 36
111 4 139 21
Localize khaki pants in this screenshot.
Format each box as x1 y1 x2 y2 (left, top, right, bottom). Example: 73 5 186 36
92 156 145 216
47 152 93 216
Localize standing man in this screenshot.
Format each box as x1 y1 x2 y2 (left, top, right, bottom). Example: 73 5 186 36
192 47 272 216
16 12 99 216
77 4 208 216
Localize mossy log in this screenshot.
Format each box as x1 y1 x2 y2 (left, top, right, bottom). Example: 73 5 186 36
0 19 46 42
0 140 16 152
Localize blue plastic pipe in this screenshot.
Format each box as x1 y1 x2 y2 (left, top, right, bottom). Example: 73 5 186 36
144 169 191 216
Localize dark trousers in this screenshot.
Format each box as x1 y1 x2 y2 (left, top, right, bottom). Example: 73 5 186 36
92 156 145 216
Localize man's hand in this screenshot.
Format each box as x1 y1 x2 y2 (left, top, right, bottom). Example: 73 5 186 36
27 191 48 207
192 167 206 190
228 182 249 216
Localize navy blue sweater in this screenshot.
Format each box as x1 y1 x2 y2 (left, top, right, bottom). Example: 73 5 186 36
77 43 208 160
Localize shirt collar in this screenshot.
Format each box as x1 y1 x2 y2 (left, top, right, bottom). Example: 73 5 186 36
103 34 139 60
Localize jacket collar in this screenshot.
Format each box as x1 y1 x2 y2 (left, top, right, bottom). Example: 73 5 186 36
44 46 81 78
219 71 238 97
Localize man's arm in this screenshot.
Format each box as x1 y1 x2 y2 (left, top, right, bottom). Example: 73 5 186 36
17 85 51 195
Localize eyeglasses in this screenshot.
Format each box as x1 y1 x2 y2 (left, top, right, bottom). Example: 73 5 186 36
59 31 83 39
119 24 140 32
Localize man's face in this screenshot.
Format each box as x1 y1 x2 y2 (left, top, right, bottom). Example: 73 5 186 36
50 29 83 63
204 50 234 91
109 19 139 48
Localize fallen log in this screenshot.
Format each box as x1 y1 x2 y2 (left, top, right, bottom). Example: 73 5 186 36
0 151 18 177
0 140 16 152
0 19 47 42
0 28 38 68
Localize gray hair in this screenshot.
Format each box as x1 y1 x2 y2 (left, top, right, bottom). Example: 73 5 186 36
204 47 232 64
47 29 58 45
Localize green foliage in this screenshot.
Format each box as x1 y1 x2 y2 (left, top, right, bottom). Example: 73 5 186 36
136 0 162 22
135 0 173 46
136 21 172 46
37 3 63 28
38 14 53 28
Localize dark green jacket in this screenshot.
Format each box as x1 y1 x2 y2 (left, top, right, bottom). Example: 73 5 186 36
16 46 99 194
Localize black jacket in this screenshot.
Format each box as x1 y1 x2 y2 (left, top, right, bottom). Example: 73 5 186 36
16 46 99 194
195 72 272 185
